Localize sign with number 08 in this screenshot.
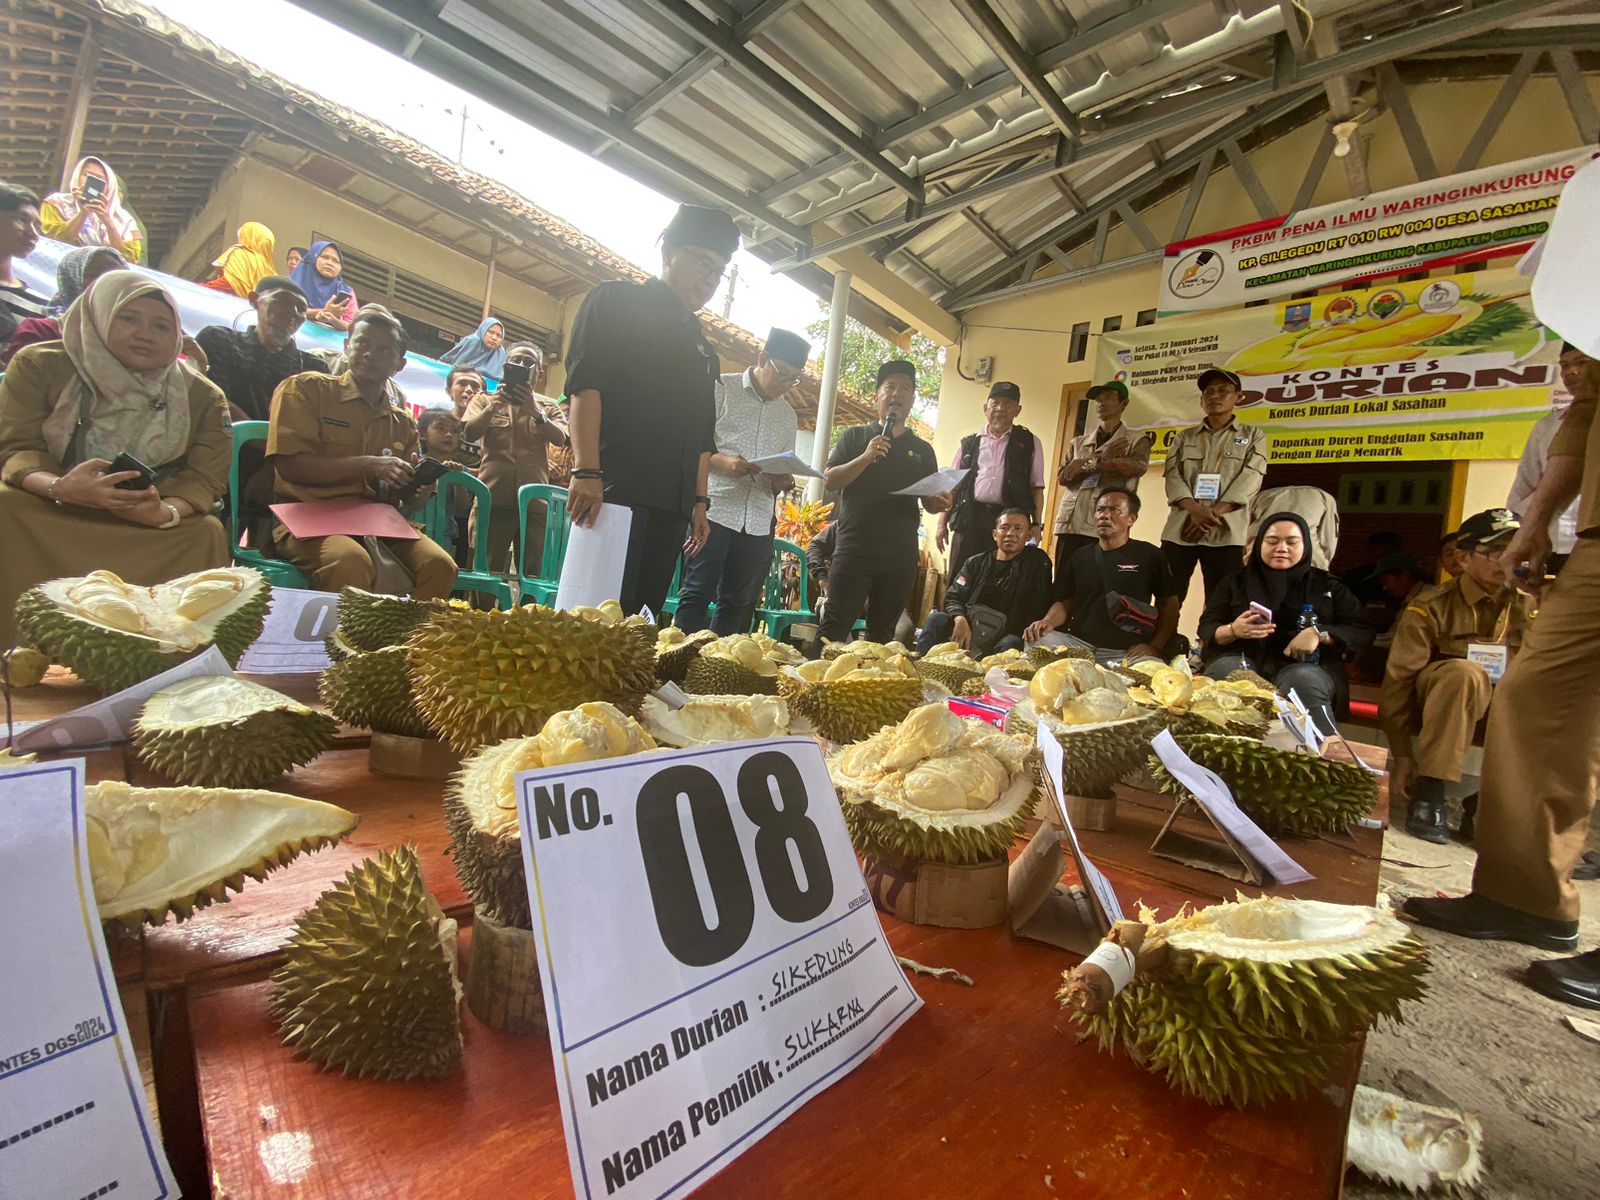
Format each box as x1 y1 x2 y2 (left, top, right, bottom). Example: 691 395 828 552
516 736 920 1200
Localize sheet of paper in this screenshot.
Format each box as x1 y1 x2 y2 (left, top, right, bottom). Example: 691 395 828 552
1530 155 1600 356
748 451 823 479
889 466 969 498
652 681 689 710
1284 688 1327 751
0 761 177 1199
1152 729 1313 885
269 497 420 540
1035 720 1124 923
235 588 340 674
11 645 232 753
555 503 634 612
516 737 920 1200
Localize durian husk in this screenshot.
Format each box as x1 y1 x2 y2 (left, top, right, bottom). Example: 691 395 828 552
1147 733 1379 836
1346 1084 1484 1192
335 586 439 652
132 676 338 788
683 654 780 696
1007 700 1163 799
324 630 359 663
320 646 435 738
654 628 716 684
914 654 985 694
778 670 925 744
271 846 462 1082
1064 896 1429 1108
86 781 358 929
2 646 50 687
1028 643 1093 668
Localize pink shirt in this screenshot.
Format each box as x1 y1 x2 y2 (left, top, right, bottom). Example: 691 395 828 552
949 426 1045 504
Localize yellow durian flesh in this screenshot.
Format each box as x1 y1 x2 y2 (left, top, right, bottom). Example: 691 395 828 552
639 693 790 747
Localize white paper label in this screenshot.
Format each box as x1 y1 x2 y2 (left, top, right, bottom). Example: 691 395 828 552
1034 720 1124 922
516 737 920 1200
1083 941 1138 996
1466 643 1509 683
1193 472 1222 502
556 503 634 612
235 587 339 674
0 761 177 1199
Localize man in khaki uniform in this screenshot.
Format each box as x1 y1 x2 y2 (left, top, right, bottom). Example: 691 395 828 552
266 309 457 599
1406 355 1600 1011
1161 367 1268 608
1052 380 1150 575
1380 509 1527 844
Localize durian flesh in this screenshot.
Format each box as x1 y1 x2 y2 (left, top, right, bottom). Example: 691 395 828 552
683 633 802 695
640 693 790 747
133 675 338 787
1346 1084 1484 1192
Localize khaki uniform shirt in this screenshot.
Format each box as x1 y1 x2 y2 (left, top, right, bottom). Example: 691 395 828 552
1052 422 1152 537
1161 417 1268 547
266 371 417 502
1378 574 1531 755
462 391 566 510
1248 484 1340 569
1550 383 1598 536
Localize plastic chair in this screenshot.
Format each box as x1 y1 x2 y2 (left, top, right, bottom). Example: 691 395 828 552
228 421 308 587
516 483 571 605
658 555 685 617
420 471 515 609
755 538 815 640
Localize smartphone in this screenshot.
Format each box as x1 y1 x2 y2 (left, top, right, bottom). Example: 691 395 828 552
81 175 106 201
107 452 156 492
1247 601 1274 621
329 290 352 307
501 360 533 390
410 457 449 488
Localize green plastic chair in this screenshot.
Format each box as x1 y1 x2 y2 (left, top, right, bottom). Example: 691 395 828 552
420 471 515 609
228 421 308 588
516 483 571 605
658 555 686 617
755 538 815 640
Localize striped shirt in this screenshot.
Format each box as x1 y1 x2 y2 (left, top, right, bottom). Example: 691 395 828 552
0 280 49 335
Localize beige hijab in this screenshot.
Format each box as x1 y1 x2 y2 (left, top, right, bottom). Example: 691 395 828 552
44 270 193 467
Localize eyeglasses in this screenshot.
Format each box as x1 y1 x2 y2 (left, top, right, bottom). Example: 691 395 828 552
678 248 730 283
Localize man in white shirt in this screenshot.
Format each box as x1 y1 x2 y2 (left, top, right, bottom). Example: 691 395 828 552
675 328 809 635
1508 342 1589 574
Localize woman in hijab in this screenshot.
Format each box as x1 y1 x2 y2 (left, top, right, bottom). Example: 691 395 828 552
439 315 508 381
201 222 276 297
2 245 125 365
285 246 307 274
1199 511 1372 732
0 270 232 646
41 156 144 264
289 240 358 332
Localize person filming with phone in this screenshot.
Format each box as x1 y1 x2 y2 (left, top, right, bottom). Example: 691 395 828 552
41 156 144 263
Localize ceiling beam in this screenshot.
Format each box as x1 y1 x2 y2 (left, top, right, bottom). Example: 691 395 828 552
1549 48 1600 142
1376 61 1436 181
950 0 1080 145
1454 49 1542 171
1222 136 1278 218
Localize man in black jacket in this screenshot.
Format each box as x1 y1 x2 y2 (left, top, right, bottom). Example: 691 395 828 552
936 381 1044 572
917 508 1052 655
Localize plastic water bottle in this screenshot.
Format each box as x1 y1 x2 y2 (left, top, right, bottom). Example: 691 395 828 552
1297 604 1321 665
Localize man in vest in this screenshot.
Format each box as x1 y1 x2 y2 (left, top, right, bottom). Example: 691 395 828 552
936 381 1044 574
1052 380 1151 575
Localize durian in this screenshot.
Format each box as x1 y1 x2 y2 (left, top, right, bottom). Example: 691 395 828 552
16 567 269 690
1007 658 1163 797
2 646 49 687
1062 896 1428 1108
324 629 358 663
820 639 903 660
271 846 462 1082
1147 733 1379 836
1127 663 1275 737
1346 1084 1484 1192
86 781 358 929
682 633 802 696
0 748 38 769
320 646 434 738
406 604 657 751
655 626 716 684
780 652 925 743
447 703 658 927
334 586 438 652
133 676 337 787
572 599 658 651
828 703 1038 864
1028 643 1093 668
914 643 985 693
640 692 790 747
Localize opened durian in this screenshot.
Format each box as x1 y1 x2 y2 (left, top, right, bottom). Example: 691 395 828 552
640 692 790 747
655 626 717 683
87 781 358 929
1062 896 1428 1108
1128 663 1274 737
682 632 802 696
0 748 37 769
2 646 49 687
820 638 902 661
133 676 337 787
16 567 269 690
334 586 438 652
1006 658 1163 797
1027 643 1093 668
324 629 358 663
1346 1084 1484 1193
271 846 462 1082
447 703 658 927
572 599 658 651
320 646 434 739
781 651 925 743
406 604 657 751
1147 733 1379 835
829 703 1038 864
914 643 986 693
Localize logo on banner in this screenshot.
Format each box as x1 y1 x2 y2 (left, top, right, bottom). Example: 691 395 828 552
1167 248 1224 299
1418 280 1462 314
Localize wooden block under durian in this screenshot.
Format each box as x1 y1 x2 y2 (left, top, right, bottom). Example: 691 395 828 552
464 910 547 1035
369 732 462 780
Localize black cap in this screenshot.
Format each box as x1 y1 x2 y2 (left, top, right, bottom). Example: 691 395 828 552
876 359 916 387
1456 508 1520 550
987 381 1020 402
1197 366 1241 391
253 275 305 299
765 327 810 367
663 204 739 255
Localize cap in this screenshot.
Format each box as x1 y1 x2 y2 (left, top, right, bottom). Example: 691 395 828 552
876 358 916 387
1088 379 1129 402
1374 553 1421 577
987 381 1021 402
1456 507 1521 550
765 327 811 367
253 275 305 299
663 204 740 255
1197 367 1242 392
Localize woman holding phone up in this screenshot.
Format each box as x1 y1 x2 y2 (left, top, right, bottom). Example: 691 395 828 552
41 156 144 263
289 240 358 332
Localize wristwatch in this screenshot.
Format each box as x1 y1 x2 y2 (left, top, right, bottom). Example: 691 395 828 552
693 495 711 509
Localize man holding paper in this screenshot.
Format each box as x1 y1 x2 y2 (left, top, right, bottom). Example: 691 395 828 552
676 328 810 635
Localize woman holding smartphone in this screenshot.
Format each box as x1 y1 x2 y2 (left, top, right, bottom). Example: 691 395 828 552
289 240 358 332
40 156 144 263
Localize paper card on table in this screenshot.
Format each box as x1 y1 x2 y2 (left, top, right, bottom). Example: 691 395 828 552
889 466 969 498
1284 688 1326 750
0 760 177 1199
235 588 339 674
555 503 633 613
1274 695 1319 752
269 497 420 540
516 736 920 1200
1151 730 1313 885
11 645 232 753
748 451 822 479
1035 719 1123 924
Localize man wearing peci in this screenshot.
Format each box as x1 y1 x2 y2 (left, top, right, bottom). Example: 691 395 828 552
1051 380 1150 575
936 380 1044 572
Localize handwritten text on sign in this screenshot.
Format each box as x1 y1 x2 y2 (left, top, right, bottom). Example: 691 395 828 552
516 737 920 1200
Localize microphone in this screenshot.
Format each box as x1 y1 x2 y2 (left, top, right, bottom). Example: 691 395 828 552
882 410 898 437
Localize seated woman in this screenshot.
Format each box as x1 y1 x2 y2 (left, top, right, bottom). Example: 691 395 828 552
40 156 144 264
439 315 509 382
3 244 125 365
1198 512 1373 733
0 271 232 647
200 222 276 298
290 240 358 333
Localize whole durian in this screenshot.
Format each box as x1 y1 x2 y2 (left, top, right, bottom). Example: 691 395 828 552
682 633 802 696
1006 658 1163 798
1063 896 1428 1107
320 646 434 738
271 846 462 1082
406 604 657 751
1027 643 1093 668
654 626 716 684
133 676 337 787
1147 733 1379 836
16 567 269 690
86 781 358 930
334 586 439 652
780 653 925 743
914 643 985 693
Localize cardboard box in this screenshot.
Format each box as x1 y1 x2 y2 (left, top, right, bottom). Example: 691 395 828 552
860 850 1009 928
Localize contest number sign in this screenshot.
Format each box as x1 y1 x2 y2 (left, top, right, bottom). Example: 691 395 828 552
516 737 921 1200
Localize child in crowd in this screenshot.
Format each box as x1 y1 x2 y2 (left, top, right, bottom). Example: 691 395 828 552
403 411 471 558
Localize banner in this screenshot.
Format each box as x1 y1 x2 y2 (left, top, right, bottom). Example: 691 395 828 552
1160 147 1593 314
1100 268 1559 463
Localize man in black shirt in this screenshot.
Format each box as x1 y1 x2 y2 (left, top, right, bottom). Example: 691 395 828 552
1026 487 1179 662
916 508 1052 655
813 359 949 651
196 276 320 422
0 181 47 347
